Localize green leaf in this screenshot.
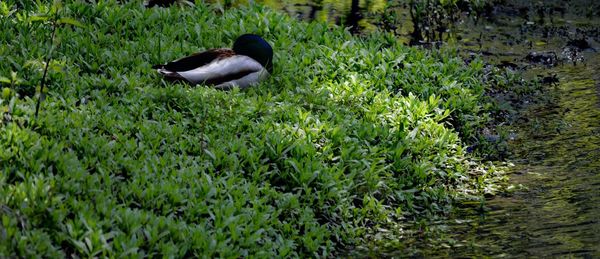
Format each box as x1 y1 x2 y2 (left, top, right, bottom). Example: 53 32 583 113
2 87 10 99
57 17 85 28
29 15 49 23
50 0 63 15
0 2 16 17
0 76 10 84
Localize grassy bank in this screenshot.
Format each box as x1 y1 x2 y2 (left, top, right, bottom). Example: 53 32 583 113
1 1 506 257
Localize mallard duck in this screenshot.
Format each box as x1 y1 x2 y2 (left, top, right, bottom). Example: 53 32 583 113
152 34 273 90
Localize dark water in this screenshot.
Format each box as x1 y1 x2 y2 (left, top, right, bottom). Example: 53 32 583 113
435 56 600 256
425 0 600 256
226 0 600 256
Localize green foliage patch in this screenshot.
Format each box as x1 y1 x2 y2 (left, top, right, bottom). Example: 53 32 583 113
1 0 504 257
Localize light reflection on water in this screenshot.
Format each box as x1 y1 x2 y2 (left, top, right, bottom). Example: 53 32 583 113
208 0 400 33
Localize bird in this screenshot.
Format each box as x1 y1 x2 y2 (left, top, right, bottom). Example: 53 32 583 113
152 34 273 90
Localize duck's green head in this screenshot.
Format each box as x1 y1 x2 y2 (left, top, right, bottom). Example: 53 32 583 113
233 34 273 73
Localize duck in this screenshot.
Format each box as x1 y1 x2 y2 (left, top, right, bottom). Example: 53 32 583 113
152 34 273 90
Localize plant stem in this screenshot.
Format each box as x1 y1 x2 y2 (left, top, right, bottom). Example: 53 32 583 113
35 23 58 118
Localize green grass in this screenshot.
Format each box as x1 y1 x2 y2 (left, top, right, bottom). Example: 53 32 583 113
1 1 506 257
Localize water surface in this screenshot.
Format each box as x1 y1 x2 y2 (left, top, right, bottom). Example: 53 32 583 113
406 0 600 256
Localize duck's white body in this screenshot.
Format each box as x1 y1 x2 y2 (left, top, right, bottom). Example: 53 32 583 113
156 55 269 90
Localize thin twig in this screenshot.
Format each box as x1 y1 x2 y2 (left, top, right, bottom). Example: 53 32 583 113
35 23 58 118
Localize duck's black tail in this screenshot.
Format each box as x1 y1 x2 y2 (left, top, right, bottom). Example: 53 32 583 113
145 0 177 8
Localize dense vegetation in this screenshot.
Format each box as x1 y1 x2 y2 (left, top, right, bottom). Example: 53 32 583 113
1 1 512 257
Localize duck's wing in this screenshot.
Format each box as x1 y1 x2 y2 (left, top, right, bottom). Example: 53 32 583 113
213 69 269 90
176 55 268 87
152 48 235 72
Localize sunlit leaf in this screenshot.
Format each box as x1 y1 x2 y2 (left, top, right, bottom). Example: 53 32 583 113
29 15 50 22
0 76 10 84
2 87 10 99
57 17 85 28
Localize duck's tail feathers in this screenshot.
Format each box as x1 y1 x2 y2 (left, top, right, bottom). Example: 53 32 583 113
155 68 188 83
145 0 194 8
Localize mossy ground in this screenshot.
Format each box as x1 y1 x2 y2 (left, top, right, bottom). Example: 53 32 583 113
1 1 507 257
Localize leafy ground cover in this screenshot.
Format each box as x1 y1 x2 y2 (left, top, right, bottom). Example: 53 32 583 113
1 1 514 257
